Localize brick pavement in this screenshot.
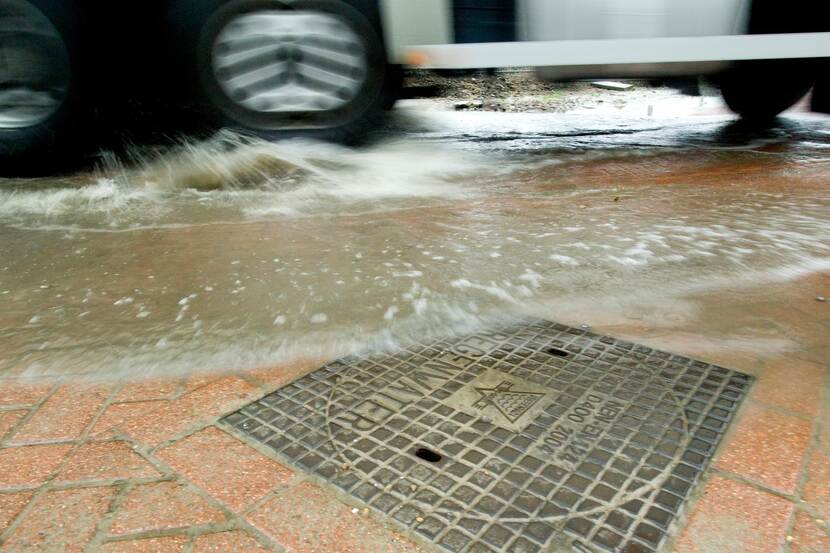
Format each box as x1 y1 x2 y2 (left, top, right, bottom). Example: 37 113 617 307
0 274 827 553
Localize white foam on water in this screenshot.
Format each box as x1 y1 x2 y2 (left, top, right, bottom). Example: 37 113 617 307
0 132 495 230
2 116 829 379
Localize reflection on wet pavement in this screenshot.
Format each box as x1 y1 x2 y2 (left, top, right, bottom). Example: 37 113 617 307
1 109 828 378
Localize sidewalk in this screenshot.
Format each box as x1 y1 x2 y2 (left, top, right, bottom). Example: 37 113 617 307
0 272 827 553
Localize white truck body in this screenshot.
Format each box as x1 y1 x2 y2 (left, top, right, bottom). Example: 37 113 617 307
379 0 830 74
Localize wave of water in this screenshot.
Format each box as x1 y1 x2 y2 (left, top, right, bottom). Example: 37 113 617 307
0 132 499 229
1 117 828 379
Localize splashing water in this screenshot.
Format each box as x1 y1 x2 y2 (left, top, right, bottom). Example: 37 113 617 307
1 114 828 379
0 131 490 229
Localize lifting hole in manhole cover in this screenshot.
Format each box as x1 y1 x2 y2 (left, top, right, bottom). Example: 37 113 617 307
413 447 443 463
546 347 569 357
224 319 751 553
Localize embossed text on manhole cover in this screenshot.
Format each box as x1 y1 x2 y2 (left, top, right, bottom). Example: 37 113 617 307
222 319 752 553
444 368 558 432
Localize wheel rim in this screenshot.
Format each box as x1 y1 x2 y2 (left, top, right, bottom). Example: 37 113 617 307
211 10 368 115
0 0 70 129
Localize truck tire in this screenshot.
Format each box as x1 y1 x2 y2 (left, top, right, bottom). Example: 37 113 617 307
719 59 814 122
811 61 829 114
719 0 820 122
167 0 395 143
0 0 90 175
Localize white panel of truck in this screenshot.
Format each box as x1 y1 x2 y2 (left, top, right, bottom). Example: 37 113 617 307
380 0 453 62
520 0 748 41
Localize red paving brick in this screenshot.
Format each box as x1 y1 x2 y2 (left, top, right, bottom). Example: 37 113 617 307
0 410 25 438
109 481 225 535
96 377 256 446
192 531 273 553
181 374 221 393
9 384 111 444
673 476 793 553
92 401 167 439
803 449 830 522
157 426 293 512
748 302 830 350
0 444 72 489
100 536 188 553
632 332 768 376
0 276 823 552
248 482 420 553
1 486 116 552
821 400 830 453
0 381 55 408
715 403 812 494
0 492 31 533
791 343 830 368
55 441 162 484
751 358 825 416
247 358 324 389
114 379 181 403
790 510 830 553
695 349 766 376
788 319 830 350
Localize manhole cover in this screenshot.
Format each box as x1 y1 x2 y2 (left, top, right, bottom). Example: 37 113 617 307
223 319 751 553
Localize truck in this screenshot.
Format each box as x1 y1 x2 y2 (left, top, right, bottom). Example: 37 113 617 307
1 0 828 174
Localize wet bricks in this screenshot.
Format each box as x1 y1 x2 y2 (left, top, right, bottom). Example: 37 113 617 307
223 319 751 553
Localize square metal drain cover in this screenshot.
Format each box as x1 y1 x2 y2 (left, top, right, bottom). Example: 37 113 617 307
223 319 751 553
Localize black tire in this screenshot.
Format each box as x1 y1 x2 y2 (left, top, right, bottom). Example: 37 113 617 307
719 0 820 122
167 0 395 143
383 62 404 110
719 59 814 122
811 60 830 114
0 0 92 176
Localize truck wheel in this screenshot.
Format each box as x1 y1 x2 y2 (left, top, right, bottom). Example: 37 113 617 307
170 0 393 143
0 0 89 175
720 59 814 122
811 61 829 114
719 0 819 122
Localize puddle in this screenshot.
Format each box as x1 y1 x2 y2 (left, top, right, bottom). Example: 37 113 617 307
0 110 828 378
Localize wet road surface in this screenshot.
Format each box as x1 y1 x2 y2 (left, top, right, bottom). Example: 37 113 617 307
1 96 828 378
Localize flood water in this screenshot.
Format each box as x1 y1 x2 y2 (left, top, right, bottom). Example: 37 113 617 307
1 103 829 378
